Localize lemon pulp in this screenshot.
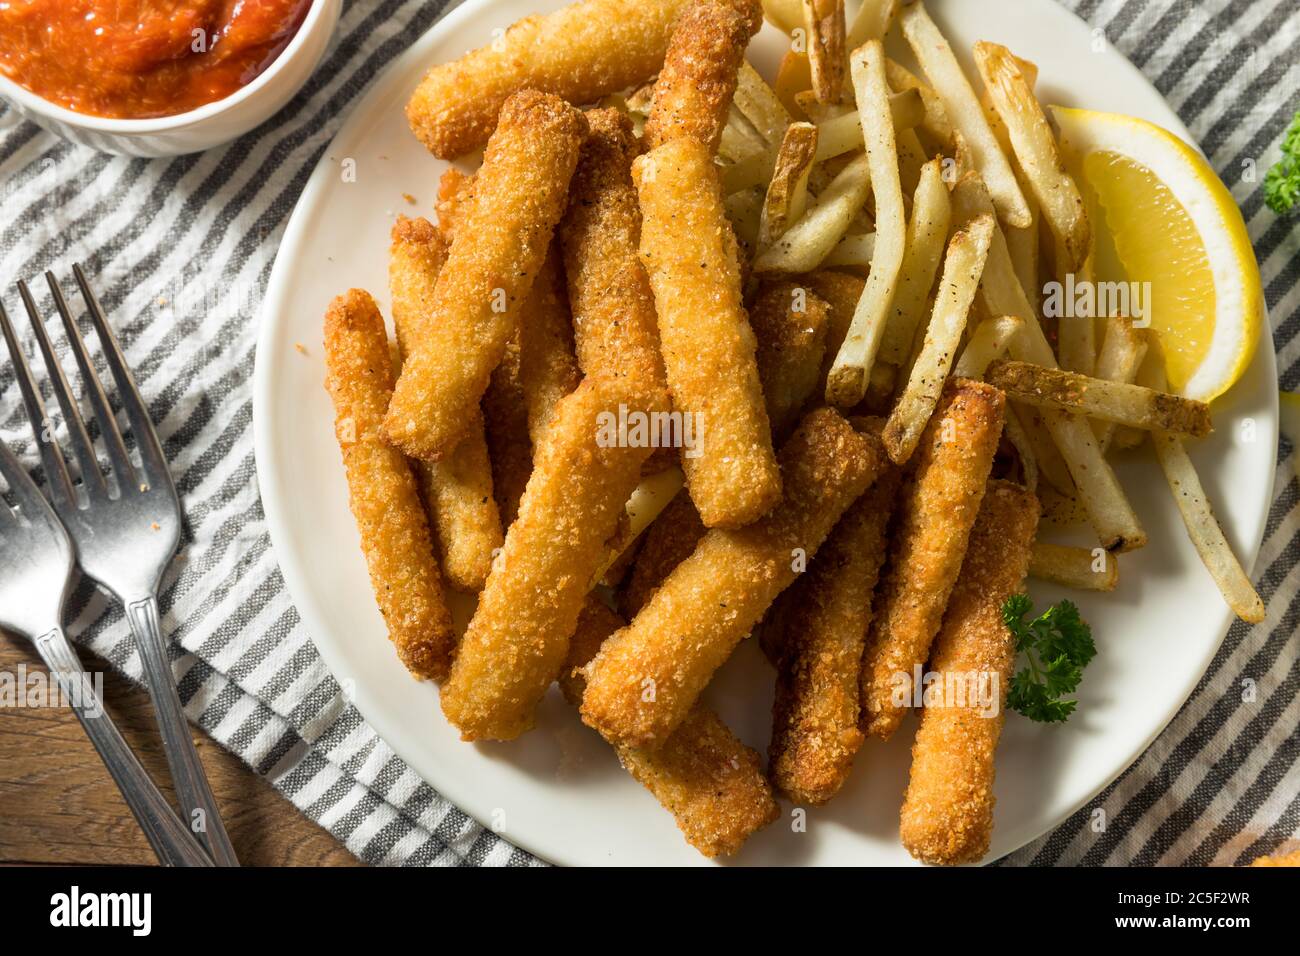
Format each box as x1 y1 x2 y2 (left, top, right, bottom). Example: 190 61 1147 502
1079 151 1217 393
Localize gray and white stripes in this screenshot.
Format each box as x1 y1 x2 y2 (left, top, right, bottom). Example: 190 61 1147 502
0 0 1295 866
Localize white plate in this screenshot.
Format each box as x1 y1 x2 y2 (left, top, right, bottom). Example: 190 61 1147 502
253 0 1277 865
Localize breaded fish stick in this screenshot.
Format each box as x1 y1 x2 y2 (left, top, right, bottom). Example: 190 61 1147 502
634 137 782 527
769 463 900 804
861 379 1005 740
389 216 503 592
621 491 707 617
900 480 1039 865
561 599 778 857
441 372 659 740
385 91 587 461
482 336 532 528
322 290 455 680
581 408 882 749
749 279 830 440
518 247 581 441
406 0 693 159
643 0 763 153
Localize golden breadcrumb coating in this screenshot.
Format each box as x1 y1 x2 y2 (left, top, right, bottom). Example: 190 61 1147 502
517 246 582 442
805 269 866 398
900 480 1039 865
562 599 778 857
406 0 694 159
435 168 475 237
441 371 660 740
861 379 1006 740
581 408 883 749
322 289 454 680
768 463 901 805
634 137 781 528
385 90 587 461
642 0 763 153
1249 849 1300 867
389 216 503 592
482 333 533 528
621 492 707 617
749 279 830 440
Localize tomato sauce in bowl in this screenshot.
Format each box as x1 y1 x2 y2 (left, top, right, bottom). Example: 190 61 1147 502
0 0 313 119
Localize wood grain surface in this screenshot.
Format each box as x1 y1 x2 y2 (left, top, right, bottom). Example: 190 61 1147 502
0 629 360 867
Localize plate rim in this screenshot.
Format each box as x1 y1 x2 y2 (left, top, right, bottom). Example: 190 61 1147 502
252 0 1279 866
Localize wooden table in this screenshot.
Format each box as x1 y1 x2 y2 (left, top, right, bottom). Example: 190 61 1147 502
0 630 359 867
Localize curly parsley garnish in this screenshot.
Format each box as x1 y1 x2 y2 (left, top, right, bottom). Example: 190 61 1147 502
1002 593 1096 723
1264 110 1300 215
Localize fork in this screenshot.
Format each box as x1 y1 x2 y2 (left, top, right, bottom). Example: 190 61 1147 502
0 439 212 866
0 265 239 867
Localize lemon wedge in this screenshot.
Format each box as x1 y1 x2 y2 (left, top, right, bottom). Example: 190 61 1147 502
1051 107 1264 402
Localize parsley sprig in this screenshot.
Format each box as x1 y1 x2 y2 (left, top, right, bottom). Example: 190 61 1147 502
1002 593 1096 723
1264 110 1300 215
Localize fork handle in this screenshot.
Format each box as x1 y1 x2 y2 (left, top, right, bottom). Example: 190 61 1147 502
33 627 214 867
125 595 240 867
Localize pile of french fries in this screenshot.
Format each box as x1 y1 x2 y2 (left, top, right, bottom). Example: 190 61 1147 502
319 0 1265 865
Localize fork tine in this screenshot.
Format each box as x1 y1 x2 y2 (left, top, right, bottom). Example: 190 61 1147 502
0 437 60 533
0 299 75 508
44 272 136 489
71 264 170 491
17 280 107 498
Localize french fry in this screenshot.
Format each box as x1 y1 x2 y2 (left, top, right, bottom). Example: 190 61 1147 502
899 480 1039 865
406 0 692 158
953 315 1022 380
385 91 587 461
899 1 1031 228
441 371 660 741
847 0 898 48
759 122 820 249
634 138 783 527
593 467 687 589
862 380 1005 740
762 0 802 33
724 185 765 257
749 280 831 438
825 40 906 407
561 599 779 857
822 231 876 267
974 41 1090 272
735 59 795 145
806 269 866 394
1029 542 1118 591
322 290 455 680
950 172 1145 551
1091 317 1149 452
1145 359 1264 623
1002 403 1040 492
644 0 763 153
1056 244 1096 375
769 461 901 804
774 49 814 116
1015 401 1074 494
985 360 1212 439
1112 341 1165 450
753 152 871 273
581 408 883 749
389 217 504 592
812 88 925 162
884 215 995 465
884 57 954 148
802 0 847 104
880 157 952 367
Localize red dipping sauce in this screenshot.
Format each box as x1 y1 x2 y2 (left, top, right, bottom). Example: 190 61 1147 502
0 0 313 119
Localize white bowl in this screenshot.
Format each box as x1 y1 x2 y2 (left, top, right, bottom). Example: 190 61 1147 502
0 0 341 157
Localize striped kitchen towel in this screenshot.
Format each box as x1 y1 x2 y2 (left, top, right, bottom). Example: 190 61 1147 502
0 0 1296 867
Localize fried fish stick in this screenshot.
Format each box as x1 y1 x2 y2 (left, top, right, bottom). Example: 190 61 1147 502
749 279 830 440
385 91 587 461
634 137 782 527
482 336 533 528
406 0 693 159
861 379 1005 740
581 408 882 749
561 599 778 857
643 0 763 153
518 247 581 442
769 462 900 805
323 290 454 680
559 108 666 388
441 371 659 740
621 491 707 617
389 217 504 592
900 480 1039 865
435 168 476 236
